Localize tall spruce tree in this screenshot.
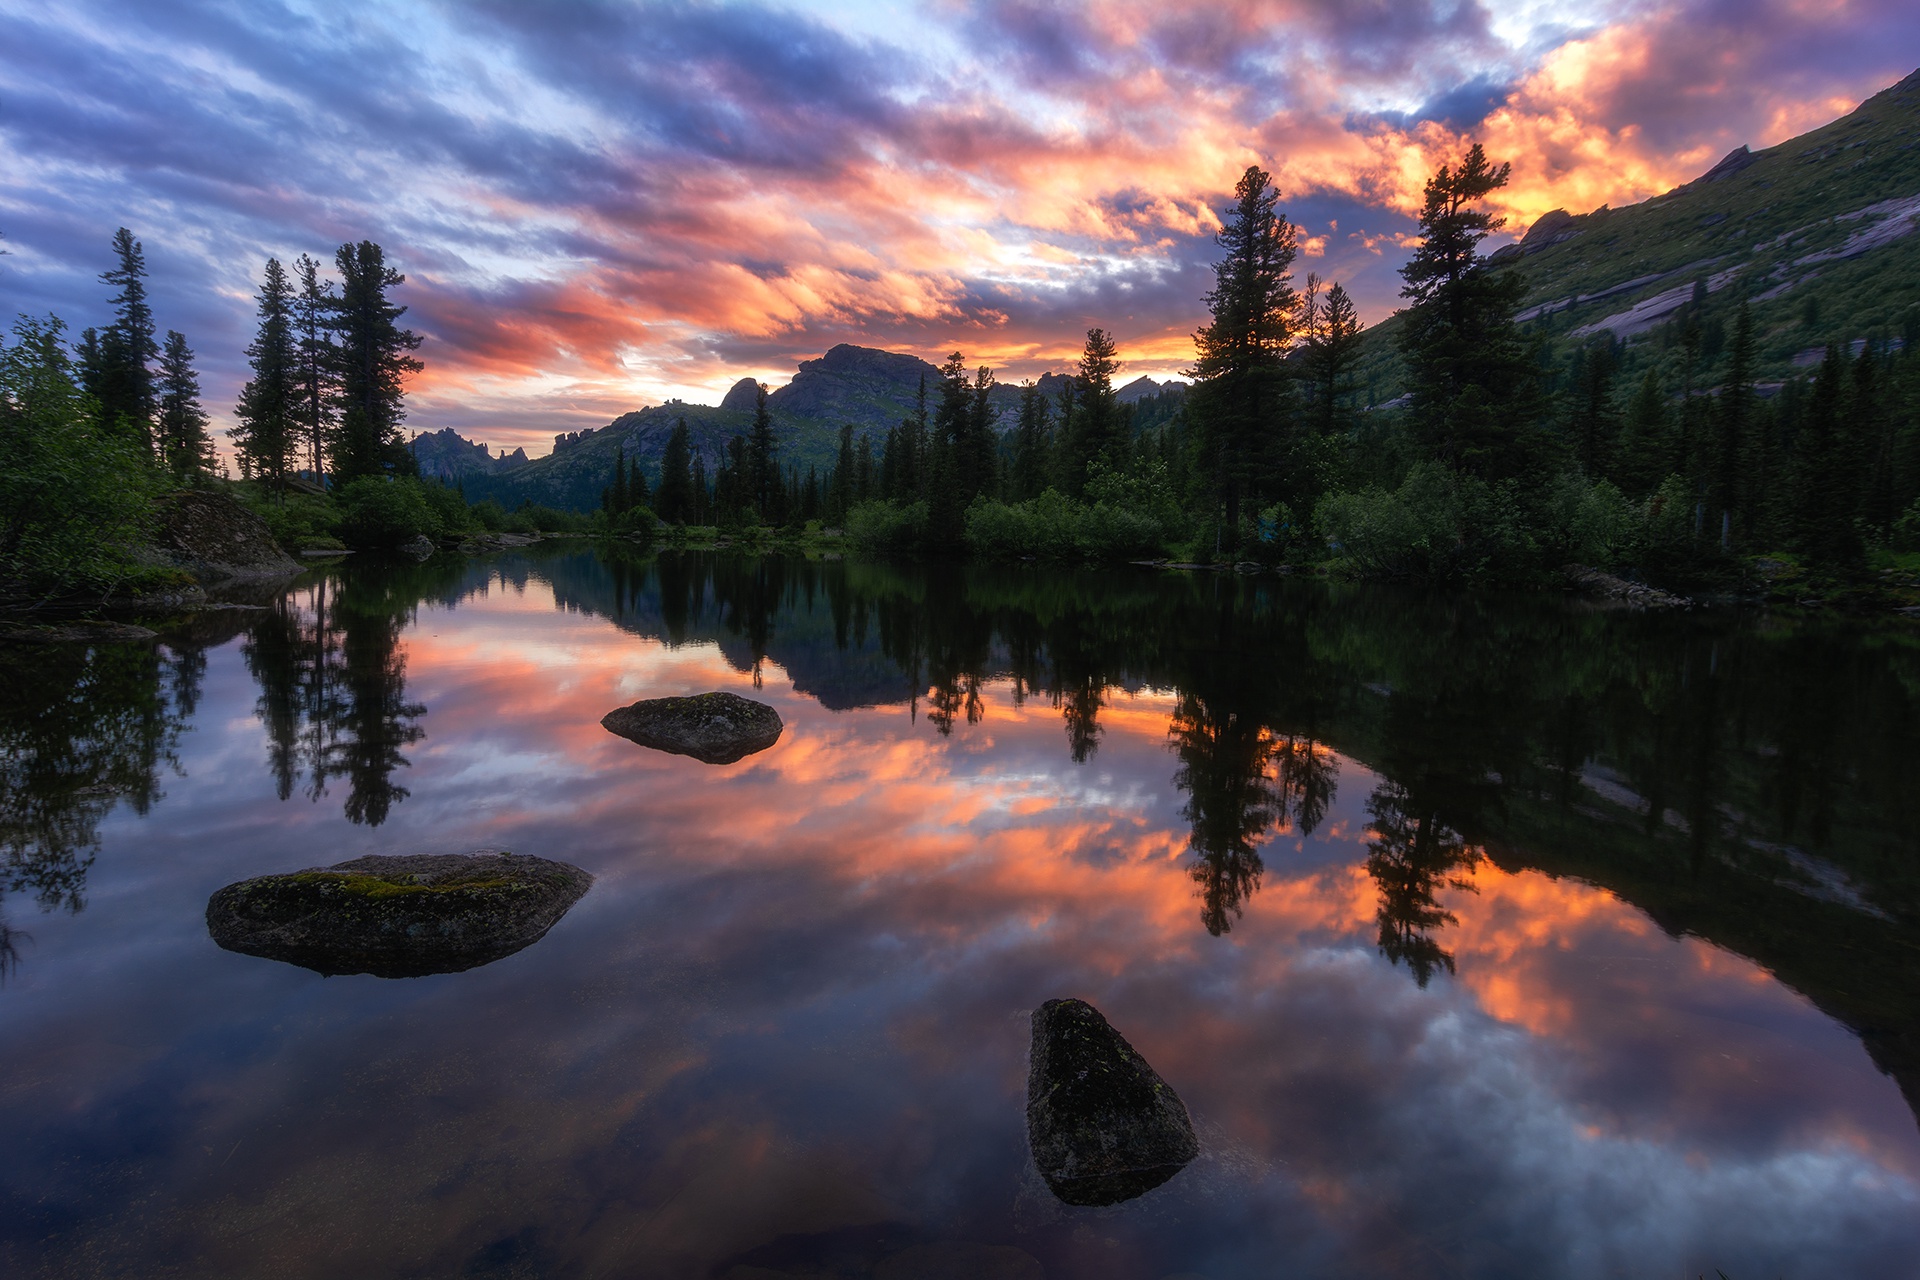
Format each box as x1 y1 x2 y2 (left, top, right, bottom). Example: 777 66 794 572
232 258 298 491
1065 329 1123 492
746 384 779 521
657 417 693 522
1190 165 1297 537
292 254 337 483
1712 301 1757 545
97 228 160 455
960 364 999 503
1297 276 1363 506
330 240 422 480
156 330 215 479
1793 345 1862 567
1011 380 1051 501
1397 145 1539 481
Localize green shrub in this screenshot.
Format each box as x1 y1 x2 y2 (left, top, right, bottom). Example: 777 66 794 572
0 315 159 597
964 489 1167 561
847 499 930 555
336 476 441 548
1315 462 1540 583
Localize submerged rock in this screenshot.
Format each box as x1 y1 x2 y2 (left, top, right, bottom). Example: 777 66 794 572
206 850 591 978
1026 997 1198 1206
600 691 783 764
398 533 436 560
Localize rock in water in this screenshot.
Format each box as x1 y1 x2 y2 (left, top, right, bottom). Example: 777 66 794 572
1026 997 1198 1206
399 533 436 560
206 851 592 978
600 691 783 764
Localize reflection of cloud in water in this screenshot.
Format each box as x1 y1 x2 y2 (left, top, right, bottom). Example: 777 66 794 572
2 567 1918 1277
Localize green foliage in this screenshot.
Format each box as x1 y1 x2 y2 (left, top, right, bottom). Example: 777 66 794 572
0 315 159 597
238 485 342 550
336 477 450 548
963 489 1166 562
846 499 930 556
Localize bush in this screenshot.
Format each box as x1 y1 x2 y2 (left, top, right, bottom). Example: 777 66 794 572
847 499 930 556
336 476 441 548
0 316 159 597
1315 462 1539 583
964 489 1167 561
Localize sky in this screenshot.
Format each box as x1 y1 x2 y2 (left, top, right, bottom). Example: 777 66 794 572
0 1 1914 457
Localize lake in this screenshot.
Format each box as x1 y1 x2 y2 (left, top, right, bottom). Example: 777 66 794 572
3 548 1918 1279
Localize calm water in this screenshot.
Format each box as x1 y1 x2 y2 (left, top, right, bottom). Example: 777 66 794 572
4 549 1919 1279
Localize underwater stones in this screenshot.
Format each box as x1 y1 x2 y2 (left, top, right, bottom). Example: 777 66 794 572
1026 997 1198 1206
206 850 591 978
600 691 783 764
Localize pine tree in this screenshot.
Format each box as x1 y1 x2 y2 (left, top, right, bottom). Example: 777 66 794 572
629 455 649 510
832 423 855 521
1712 301 1757 545
926 353 968 545
1011 380 1051 500
1190 165 1298 536
1563 338 1619 478
608 443 630 512
960 364 999 502
331 241 422 481
1065 329 1123 492
746 384 778 521
1397 145 1539 481
1793 345 1862 567
233 258 298 492
292 254 337 484
1614 370 1672 498
1297 276 1363 505
156 330 214 479
690 452 709 525
98 228 159 456
657 417 693 522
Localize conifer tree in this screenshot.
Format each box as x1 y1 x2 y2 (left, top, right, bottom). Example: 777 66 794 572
960 364 999 502
292 254 337 483
927 352 968 544
1793 345 1862 567
233 258 298 492
1011 380 1051 501
156 330 214 479
330 241 422 480
98 228 159 455
690 452 709 524
1614 370 1672 498
657 417 693 522
1563 338 1618 478
1065 329 1123 492
1711 301 1756 545
832 423 855 521
607 442 629 512
1298 276 1363 504
629 455 649 510
1190 165 1297 535
1397 145 1539 481
746 384 778 521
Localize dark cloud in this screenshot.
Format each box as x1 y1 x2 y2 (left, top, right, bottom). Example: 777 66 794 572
0 0 1909 453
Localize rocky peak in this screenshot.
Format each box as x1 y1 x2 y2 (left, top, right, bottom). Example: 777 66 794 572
720 377 764 413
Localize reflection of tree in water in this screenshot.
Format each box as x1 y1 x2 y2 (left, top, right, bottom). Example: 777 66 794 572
243 572 425 827
1365 781 1481 987
1169 696 1340 936
0 639 200 974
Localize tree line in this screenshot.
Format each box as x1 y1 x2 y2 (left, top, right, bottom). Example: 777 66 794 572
1 226 426 598
613 147 1919 588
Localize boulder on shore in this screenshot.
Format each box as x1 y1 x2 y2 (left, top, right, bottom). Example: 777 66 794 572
206 850 591 978
153 489 301 582
601 691 783 764
1026 997 1198 1206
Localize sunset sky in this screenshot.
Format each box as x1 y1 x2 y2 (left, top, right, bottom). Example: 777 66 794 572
1 1 1913 456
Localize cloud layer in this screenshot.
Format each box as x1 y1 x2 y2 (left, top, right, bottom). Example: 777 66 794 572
0 0 1910 454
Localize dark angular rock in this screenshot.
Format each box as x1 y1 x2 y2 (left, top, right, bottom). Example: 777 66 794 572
153 489 301 582
600 691 783 764
1026 997 1198 1206
206 850 592 978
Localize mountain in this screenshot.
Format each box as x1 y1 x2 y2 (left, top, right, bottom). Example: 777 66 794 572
1356 67 1920 400
438 344 1114 511
410 428 529 482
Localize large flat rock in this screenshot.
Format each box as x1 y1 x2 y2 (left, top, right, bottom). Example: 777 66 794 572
601 691 783 764
206 850 591 978
1026 997 1198 1206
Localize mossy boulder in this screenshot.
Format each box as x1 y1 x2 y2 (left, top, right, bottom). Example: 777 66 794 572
600 691 783 764
206 850 591 978
1027 997 1198 1206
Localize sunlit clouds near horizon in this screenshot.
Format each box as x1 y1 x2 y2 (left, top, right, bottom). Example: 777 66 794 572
0 0 1912 455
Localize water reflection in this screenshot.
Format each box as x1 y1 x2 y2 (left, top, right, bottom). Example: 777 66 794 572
4 549 1920 1275
242 573 427 826
0 637 200 963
